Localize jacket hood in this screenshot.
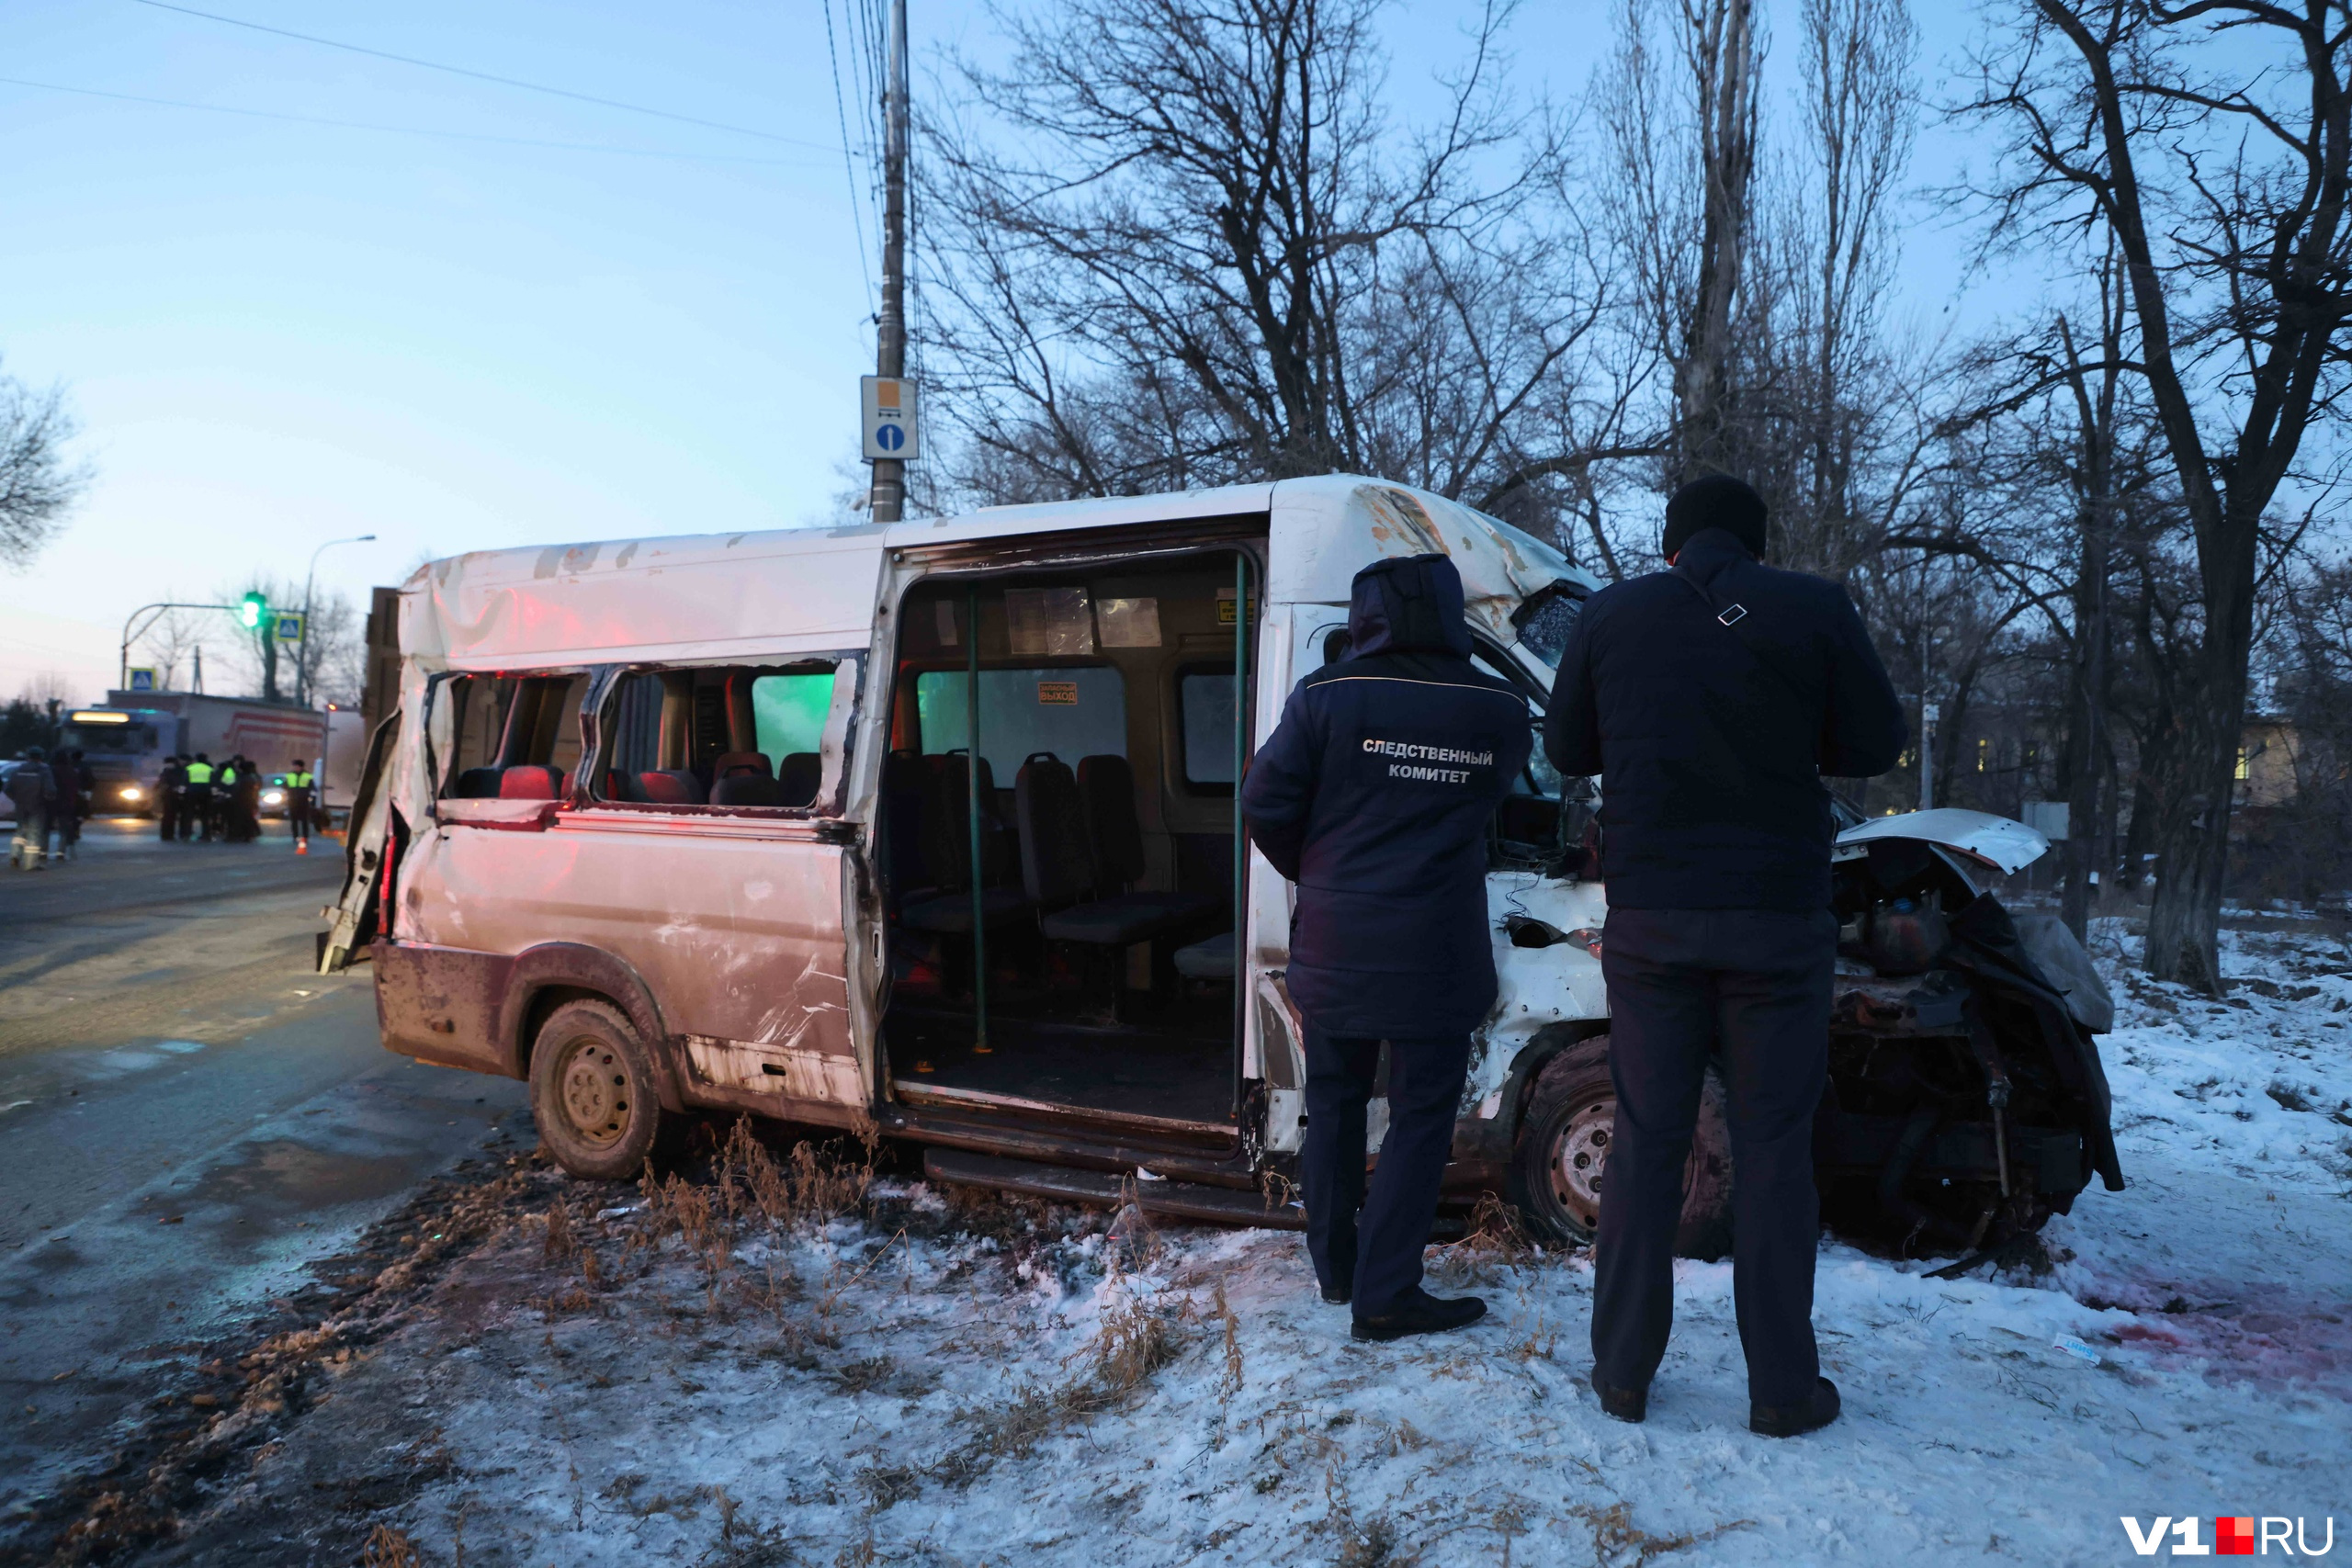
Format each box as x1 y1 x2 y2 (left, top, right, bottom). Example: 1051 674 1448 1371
1346 552 1474 659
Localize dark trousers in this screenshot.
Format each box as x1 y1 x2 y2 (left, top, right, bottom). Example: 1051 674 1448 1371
160 793 180 840
289 801 315 841
1592 908 1836 1408
1302 1024 1471 1315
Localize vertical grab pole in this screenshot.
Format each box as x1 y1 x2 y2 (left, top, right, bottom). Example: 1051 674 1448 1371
967 589 989 1053
1230 552 1250 978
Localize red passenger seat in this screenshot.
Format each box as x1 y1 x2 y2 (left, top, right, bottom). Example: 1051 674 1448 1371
497 765 561 800
635 770 706 806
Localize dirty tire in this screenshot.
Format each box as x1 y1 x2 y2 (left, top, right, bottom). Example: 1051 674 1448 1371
529 998 664 1181
1508 1035 1734 1259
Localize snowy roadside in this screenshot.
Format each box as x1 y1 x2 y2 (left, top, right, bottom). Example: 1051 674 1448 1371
20 923 2352 1568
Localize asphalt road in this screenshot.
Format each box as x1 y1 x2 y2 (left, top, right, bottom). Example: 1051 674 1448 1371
0 818 530 1522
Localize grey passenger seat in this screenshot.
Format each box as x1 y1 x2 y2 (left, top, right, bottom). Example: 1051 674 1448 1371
1015 753 1217 945
1172 930 1235 980
709 751 787 807
899 751 1032 933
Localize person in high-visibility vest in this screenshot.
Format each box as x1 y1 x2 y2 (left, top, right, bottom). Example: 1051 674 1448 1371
285 759 317 853
184 753 217 841
213 756 241 841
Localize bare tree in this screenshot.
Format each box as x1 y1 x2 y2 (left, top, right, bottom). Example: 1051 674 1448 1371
1595 0 1930 578
129 604 217 694
0 357 91 570
1958 0 2352 990
917 0 1637 543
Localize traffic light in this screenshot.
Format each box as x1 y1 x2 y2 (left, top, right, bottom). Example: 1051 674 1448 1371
239 592 267 629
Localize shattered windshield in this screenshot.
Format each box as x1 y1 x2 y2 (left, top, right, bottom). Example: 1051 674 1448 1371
1510 582 1586 667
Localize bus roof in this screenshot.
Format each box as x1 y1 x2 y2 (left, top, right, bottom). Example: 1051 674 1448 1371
400 474 1594 671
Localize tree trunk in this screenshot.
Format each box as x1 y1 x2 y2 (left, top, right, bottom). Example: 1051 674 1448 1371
2140 671 2240 991
1673 0 1760 480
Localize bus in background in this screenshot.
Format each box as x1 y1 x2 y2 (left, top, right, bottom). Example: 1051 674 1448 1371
56 707 170 816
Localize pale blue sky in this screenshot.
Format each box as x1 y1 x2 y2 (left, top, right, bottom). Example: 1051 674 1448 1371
0 0 1998 702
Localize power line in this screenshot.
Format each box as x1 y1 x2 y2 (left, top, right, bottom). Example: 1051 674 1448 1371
822 0 875 299
0 76 835 165
125 0 838 152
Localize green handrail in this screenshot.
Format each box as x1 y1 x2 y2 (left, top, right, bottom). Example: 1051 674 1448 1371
967 587 988 1053
1230 552 1250 981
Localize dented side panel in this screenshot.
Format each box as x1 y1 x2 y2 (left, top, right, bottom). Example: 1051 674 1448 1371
402 813 859 1106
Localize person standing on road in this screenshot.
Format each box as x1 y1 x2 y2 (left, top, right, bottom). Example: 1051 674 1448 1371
1240 552 1532 1343
232 756 263 843
184 753 216 841
1544 474 1905 1438
8 747 56 872
214 755 241 841
159 754 187 842
284 758 316 853
51 749 84 863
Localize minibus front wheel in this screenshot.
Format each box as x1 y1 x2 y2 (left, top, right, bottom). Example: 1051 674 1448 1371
530 998 668 1180
1507 1035 1734 1260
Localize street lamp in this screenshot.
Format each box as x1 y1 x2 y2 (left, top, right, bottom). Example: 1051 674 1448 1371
298 535 377 707
119 601 242 692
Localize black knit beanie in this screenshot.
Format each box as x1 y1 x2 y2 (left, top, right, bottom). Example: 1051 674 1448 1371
1661 474 1769 561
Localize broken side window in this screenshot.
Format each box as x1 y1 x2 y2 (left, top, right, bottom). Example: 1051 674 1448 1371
591 660 851 811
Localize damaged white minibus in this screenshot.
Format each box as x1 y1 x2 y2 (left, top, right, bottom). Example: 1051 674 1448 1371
324 474 2120 1255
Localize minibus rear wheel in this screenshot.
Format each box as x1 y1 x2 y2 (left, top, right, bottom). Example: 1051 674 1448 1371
530 999 665 1181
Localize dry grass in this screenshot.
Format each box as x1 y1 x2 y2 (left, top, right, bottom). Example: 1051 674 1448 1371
1566 1500 1754 1566
361 1523 420 1568
541 1199 573 1263
1213 1282 1244 1402
863 1293 1189 1507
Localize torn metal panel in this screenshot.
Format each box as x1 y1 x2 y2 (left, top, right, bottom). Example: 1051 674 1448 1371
1837 808 2051 876
1266 479 1598 658
682 1034 864 1103
1470 873 1610 1109
401 527 888 671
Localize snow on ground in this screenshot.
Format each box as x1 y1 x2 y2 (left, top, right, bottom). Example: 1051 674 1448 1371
130 924 2352 1566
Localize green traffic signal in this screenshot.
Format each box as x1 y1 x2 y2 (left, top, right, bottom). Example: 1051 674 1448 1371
240 592 267 629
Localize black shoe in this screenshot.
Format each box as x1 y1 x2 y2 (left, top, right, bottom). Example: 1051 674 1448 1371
1350 1288 1487 1342
1320 1284 1351 1306
1590 1371 1648 1423
1750 1377 1840 1438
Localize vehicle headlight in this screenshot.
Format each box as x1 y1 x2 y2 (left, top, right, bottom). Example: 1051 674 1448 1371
121 785 143 801
262 790 286 806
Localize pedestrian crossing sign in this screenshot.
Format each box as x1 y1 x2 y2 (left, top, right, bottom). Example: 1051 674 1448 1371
274 613 304 644
128 667 157 692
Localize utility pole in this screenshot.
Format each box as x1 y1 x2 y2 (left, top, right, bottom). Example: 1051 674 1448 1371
1919 699 1939 812
866 0 910 524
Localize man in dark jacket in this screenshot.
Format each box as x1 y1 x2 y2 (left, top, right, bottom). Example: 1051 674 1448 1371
8 748 55 871
1544 474 1904 1438
1241 553 1532 1341
159 754 187 842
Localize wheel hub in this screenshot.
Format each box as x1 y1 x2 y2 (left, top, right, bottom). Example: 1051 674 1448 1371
556 1038 629 1147
1550 1099 1611 1231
